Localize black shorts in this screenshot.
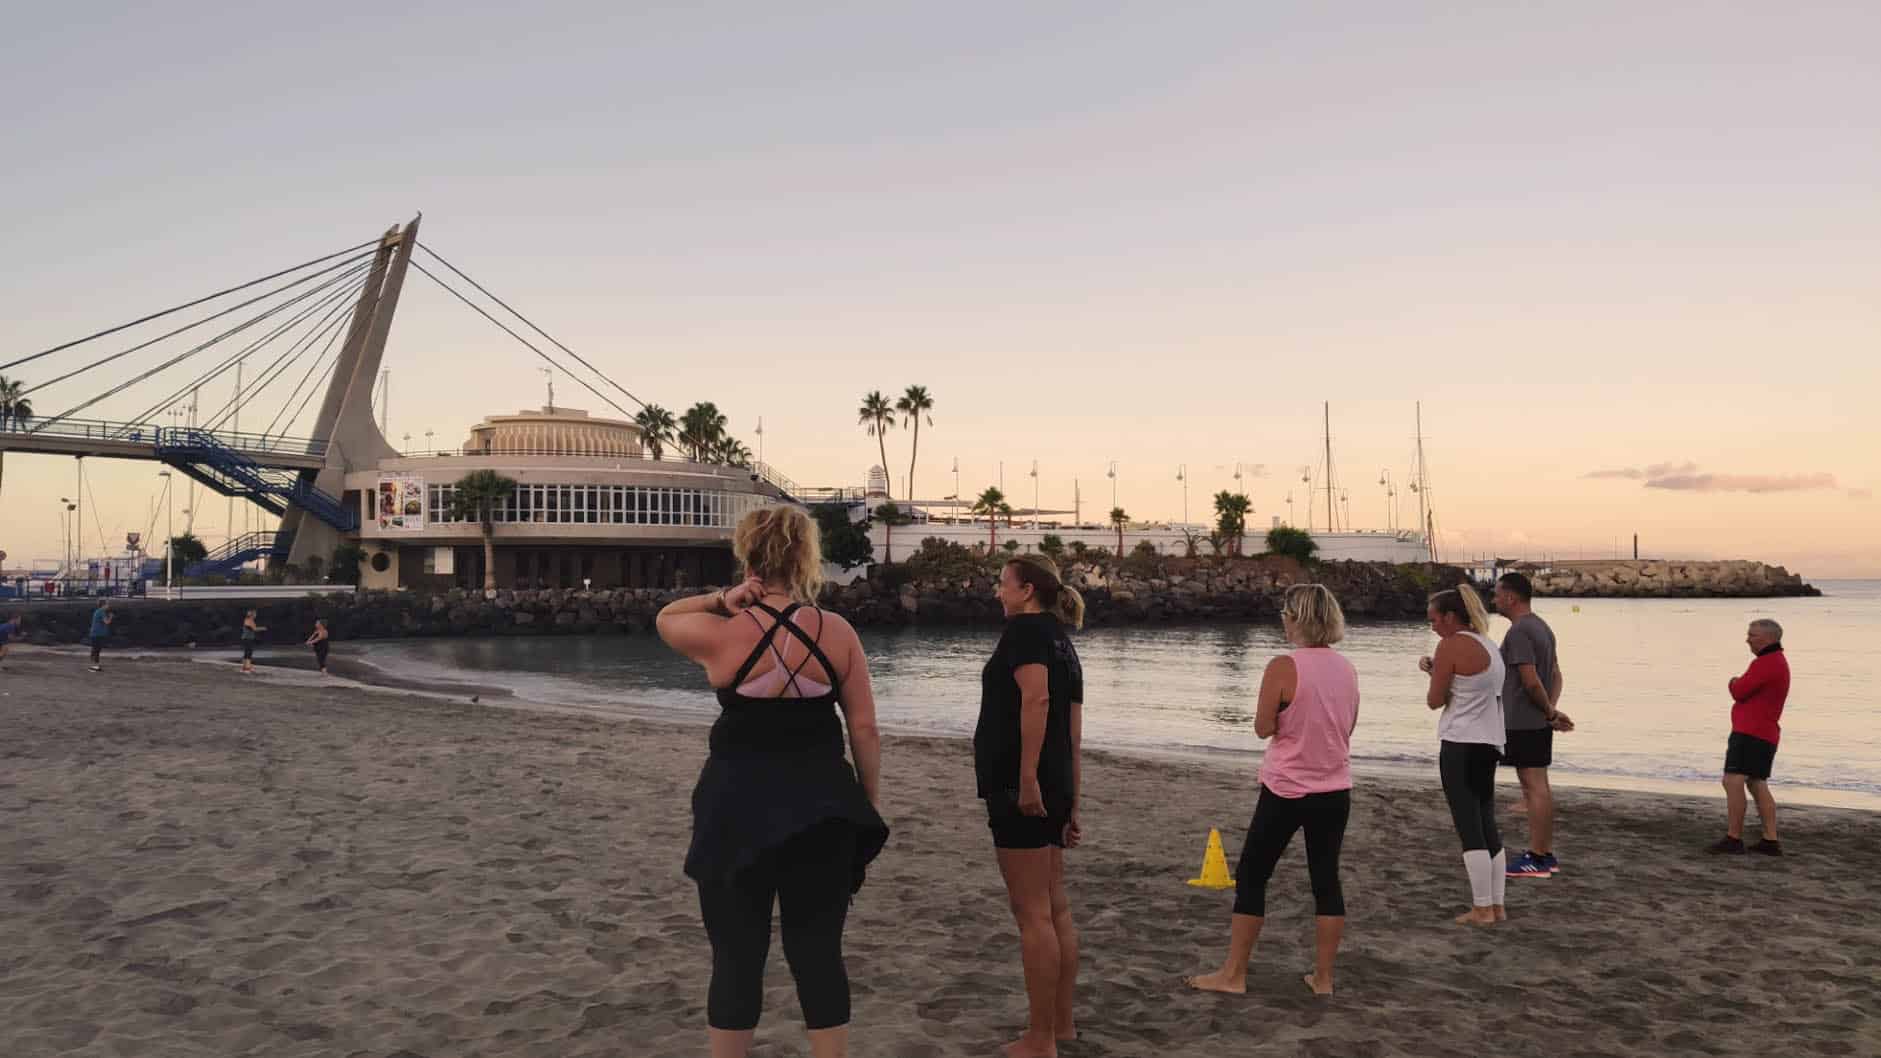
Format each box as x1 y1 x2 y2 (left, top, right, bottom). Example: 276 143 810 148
1500 728 1553 769
241 642 255 660
1724 732 1777 780
985 792 1070 850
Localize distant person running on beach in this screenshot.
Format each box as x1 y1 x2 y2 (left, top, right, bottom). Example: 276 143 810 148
306 619 331 676
656 506 887 1058
1189 584 1356 998
1421 585 1509 924
975 554 1086 1057
0 613 20 670
87 603 112 672
240 610 266 674
1709 619 1790 856
1493 573 1571 878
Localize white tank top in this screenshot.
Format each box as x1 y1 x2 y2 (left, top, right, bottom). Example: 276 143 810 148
1437 630 1506 747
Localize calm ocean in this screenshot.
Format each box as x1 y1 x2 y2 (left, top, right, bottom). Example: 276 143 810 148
353 581 1881 810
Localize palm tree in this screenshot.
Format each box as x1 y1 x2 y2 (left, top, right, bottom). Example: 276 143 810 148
1213 491 1252 556
875 501 912 563
0 374 32 502
633 404 677 461
679 402 727 463
895 386 935 505
447 469 519 591
1109 506 1129 557
857 391 895 497
971 486 1007 553
713 437 753 467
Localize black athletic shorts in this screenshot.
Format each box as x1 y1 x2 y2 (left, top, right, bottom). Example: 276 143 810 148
1724 732 1777 780
241 642 255 661
986 792 1070 850
1500 727 1553 769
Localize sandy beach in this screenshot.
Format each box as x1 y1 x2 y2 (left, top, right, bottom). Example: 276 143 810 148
1 648 1876 1058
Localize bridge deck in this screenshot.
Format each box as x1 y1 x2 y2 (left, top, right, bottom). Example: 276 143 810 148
0 418 327 470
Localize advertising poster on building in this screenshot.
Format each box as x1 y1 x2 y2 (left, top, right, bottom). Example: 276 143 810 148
377 476 425 531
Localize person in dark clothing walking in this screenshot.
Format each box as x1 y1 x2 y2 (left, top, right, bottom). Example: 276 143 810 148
87 603 113 671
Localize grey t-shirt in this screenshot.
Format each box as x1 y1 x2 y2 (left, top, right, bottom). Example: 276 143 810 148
1500 613 1558 731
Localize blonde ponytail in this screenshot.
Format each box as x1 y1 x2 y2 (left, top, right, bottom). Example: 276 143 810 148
1429 584 1490 635
1005 554 1084 630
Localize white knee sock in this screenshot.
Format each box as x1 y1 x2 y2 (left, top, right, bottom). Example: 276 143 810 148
1463 850 1495 906
1490 850 1507 906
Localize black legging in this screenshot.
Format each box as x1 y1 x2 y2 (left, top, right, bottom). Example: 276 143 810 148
1233 785 1349 917
697 820 856 1031
1440 741 1502 855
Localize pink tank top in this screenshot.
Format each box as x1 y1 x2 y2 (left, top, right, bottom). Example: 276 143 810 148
1258 647 1360 797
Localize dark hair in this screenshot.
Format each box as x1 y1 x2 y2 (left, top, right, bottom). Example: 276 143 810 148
1496 572 1533 602
1429 584 1490 634
1005 555 1086 630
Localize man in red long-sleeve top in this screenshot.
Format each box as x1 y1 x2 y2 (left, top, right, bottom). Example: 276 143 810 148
1709 619 1790 855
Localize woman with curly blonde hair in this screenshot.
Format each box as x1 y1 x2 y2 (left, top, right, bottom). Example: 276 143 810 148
657 505 888 1058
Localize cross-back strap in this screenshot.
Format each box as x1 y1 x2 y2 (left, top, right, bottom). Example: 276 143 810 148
727 601 842 695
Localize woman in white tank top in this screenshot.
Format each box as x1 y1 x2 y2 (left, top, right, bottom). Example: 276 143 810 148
1420 585 1509 926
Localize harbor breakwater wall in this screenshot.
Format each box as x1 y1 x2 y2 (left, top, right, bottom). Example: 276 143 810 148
1526 560 1818 599
5 557 1466 647
5 558 1813 648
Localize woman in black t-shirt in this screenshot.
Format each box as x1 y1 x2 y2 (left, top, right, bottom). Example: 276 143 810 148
975 554 1086 1057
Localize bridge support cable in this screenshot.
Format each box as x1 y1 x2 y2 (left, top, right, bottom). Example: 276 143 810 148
42 259 377 435
414 241 722 459
258 295 360 441
1 238 378 374
198 274 368 433
408 258 642 423
272 354 340 442
10 247 380 394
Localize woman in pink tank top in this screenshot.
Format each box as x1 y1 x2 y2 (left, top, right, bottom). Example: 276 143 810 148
1188 584 1358 998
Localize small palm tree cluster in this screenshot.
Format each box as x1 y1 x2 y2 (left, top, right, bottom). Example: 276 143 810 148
1 373 35 501
633 401 753 467
970 486 1013 551
855 386 936 499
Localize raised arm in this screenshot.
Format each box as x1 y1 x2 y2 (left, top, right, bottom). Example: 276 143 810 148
836 633 882 809
1254 655 1297 740
654 576 760 672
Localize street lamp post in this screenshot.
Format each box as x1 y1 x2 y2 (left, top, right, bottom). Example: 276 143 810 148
1378 469 1397 532
1177 464 1188 531
1107 460 1118 509
158 471 174 598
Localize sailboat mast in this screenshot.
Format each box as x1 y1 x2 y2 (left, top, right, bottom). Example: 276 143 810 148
1415 401 1432 561
1324 402 1335 531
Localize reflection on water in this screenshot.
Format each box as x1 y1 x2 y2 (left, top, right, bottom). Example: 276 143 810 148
358 582 1881 807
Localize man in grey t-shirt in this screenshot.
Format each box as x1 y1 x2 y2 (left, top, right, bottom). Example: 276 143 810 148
1494 573 1572 879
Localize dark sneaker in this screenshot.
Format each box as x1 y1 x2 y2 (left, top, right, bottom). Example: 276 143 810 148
1507 851 1551 878
1749 839 1783 856
1708 836 1746 854
1541 853 1561 875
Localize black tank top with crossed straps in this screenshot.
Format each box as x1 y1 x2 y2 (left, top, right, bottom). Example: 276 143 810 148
684 602 889 890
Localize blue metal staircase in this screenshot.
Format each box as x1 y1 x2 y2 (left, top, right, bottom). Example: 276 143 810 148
157 428 357 531
183 531 295 578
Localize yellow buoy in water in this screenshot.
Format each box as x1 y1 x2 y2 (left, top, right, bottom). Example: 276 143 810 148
1572 605 1581 613
1187 828 1236 889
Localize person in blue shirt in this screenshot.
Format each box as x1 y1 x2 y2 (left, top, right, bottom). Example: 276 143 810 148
88 603 113 672
0 613 21 670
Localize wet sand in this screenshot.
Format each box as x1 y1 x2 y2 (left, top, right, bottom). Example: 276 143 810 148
1 648 1876 1057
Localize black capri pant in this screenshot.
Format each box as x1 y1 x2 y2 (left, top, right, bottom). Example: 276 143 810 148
1233 785 1349 917
696 820 857 1031
1440 741 1502 856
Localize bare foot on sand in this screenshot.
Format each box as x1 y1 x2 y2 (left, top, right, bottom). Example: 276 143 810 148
1003 1036 1057 1058
1454 907 1498 926
1302 972 1333 996
1185 970 1247 995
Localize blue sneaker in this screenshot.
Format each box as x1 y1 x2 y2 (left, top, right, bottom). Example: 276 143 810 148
1542 853 1561 875
1506 851 1551 878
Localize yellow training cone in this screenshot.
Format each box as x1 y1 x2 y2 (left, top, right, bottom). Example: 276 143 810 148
1187 828 1236 889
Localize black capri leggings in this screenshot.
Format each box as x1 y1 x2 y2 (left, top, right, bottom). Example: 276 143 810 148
1233 785 1349 917
696 820 857 1031
1440 741 1502 855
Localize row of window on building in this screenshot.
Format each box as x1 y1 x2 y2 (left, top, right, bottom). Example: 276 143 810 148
426 483 768 528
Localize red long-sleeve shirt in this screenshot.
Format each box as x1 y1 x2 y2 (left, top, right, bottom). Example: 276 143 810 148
1729 646 1790 745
